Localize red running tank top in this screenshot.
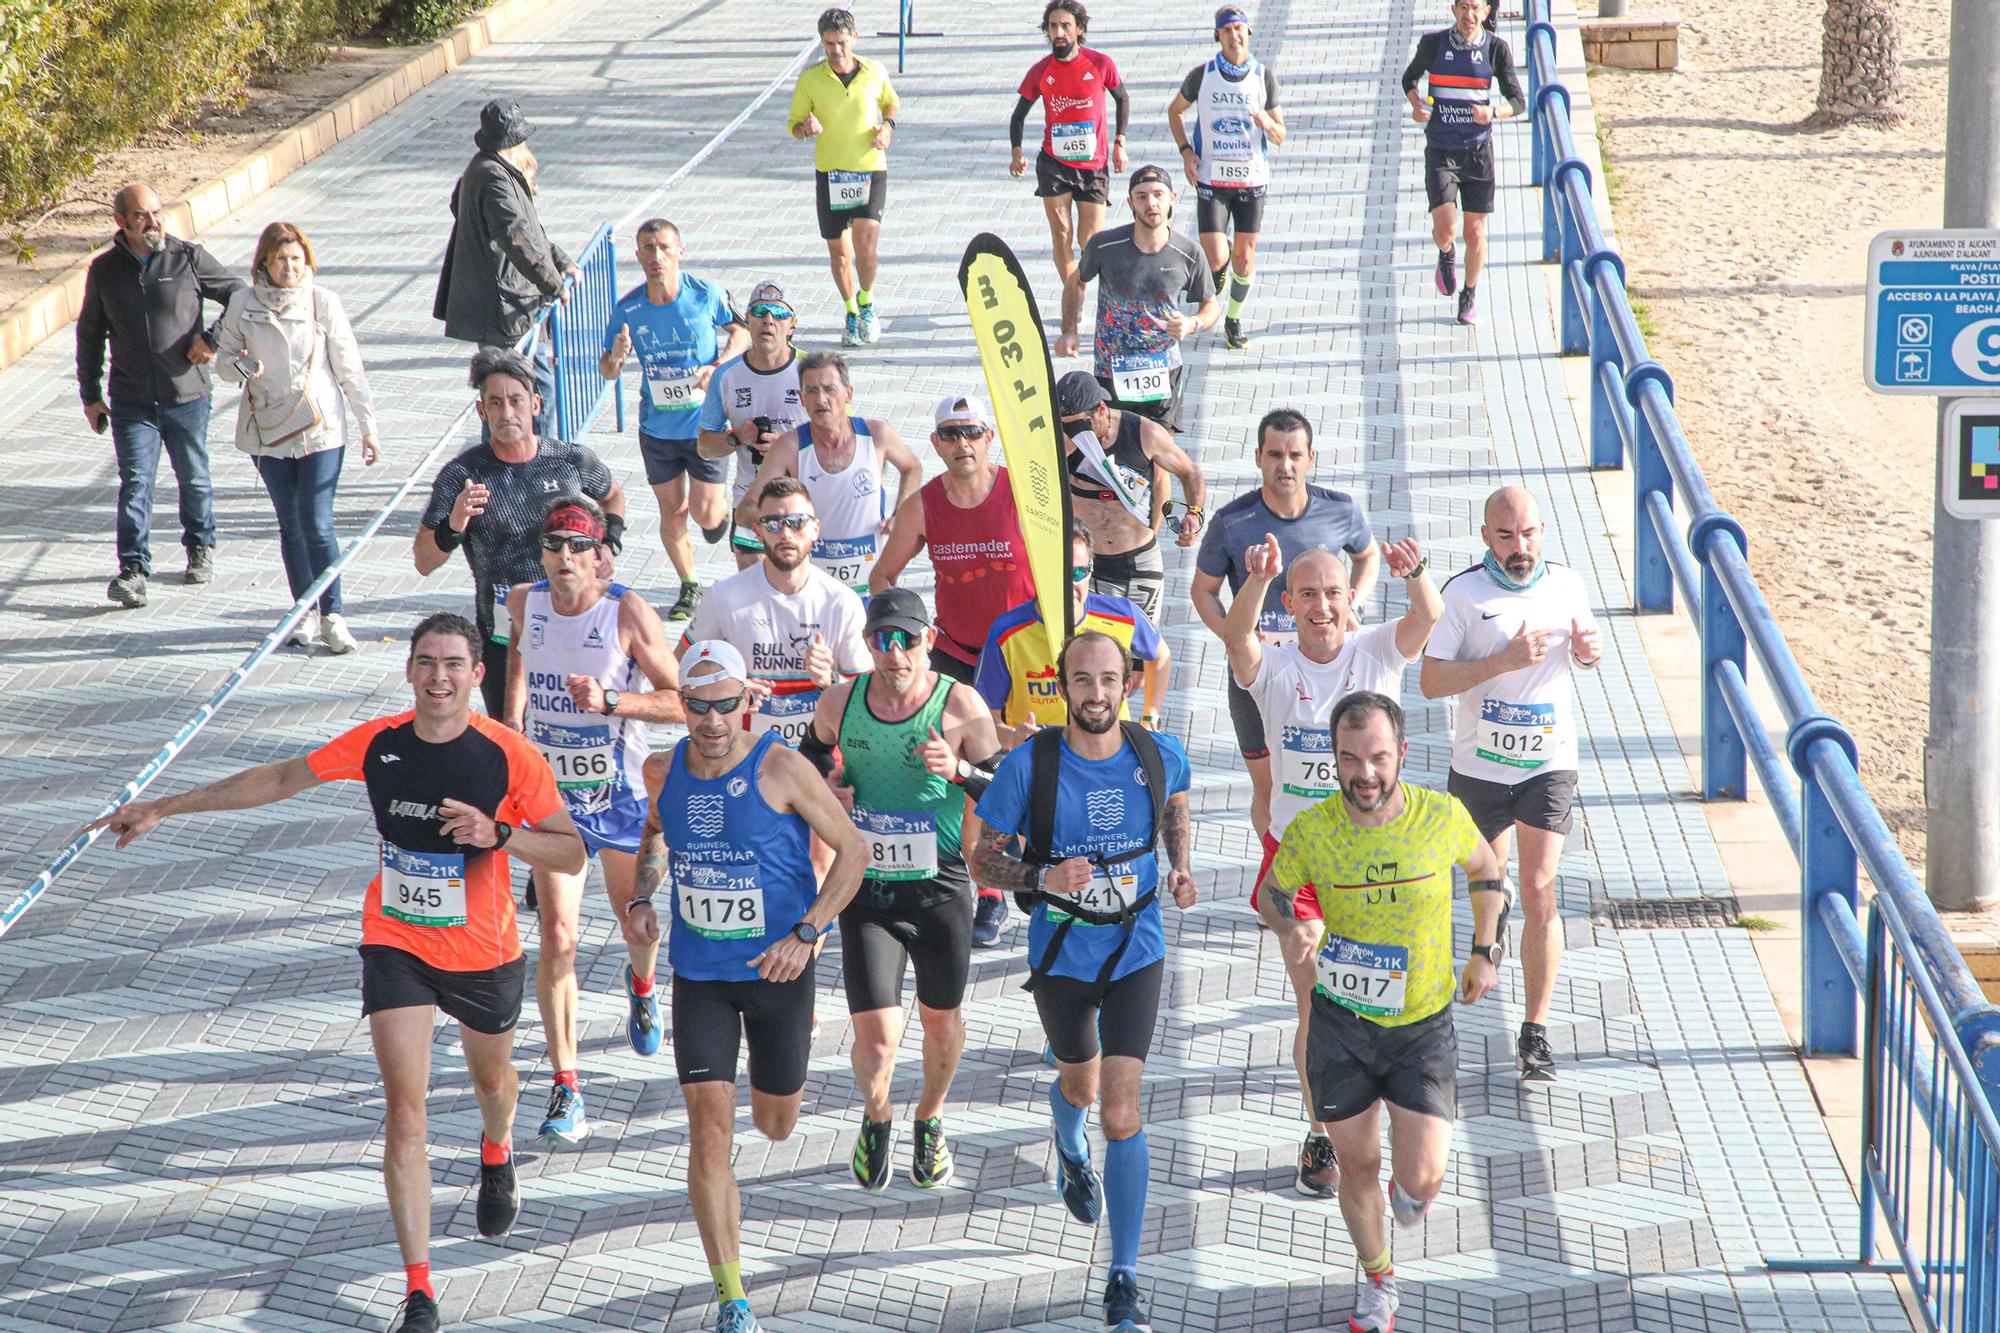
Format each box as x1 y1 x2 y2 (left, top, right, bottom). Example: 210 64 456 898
920 466 1037 665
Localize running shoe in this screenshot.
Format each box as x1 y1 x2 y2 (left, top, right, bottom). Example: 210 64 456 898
851 1115 893 1192
842 312 863 348
536 1082 589 1149
715 1299 763 1333
972 892 1010 947
388 1290 440 1333
476 1154 518 1237
1518 1023 1557 1082
286 608 320 647
1350 1272 1399 1332
185 545 214 584
1435 246 1457 296
1103 1269 1151 1332
1296 1131 1339 1198
1050 1124 1103 1224
107 565 148 608
858 303 880 344
626 964 661 1057
320 612 359 655
911 1116 954 1188
1456 288 1479 326
1224 316 1249 350
668 581 703 622
1389 1178 1430 1227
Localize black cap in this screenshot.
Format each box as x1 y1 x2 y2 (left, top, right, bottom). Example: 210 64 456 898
475 99 531 152
1056 370 1110 416
1128 164 1175 193
864 586 931 636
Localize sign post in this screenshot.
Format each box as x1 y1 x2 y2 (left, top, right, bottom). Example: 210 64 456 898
1865 230 2000 394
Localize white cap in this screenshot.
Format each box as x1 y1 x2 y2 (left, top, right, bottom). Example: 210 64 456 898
933 392 992 430
682 639 749 687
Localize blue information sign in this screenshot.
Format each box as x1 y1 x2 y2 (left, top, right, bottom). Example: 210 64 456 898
1866 230 2000 395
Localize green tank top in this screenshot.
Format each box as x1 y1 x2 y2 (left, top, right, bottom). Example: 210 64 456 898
839 672 963 879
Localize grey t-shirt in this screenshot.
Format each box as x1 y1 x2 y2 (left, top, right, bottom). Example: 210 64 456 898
1076 223 1215 377
1196 483 1376 637
1177 61 1281 108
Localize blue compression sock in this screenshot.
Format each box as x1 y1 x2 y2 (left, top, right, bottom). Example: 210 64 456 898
1105 1131 1149 1271
1049 1081 1090 1161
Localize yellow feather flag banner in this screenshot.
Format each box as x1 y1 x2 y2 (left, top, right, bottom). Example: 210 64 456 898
957 233 1074 645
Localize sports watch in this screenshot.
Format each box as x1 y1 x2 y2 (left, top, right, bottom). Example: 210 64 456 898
1468 940 1503 965
601 689 622 716
791 919 822 945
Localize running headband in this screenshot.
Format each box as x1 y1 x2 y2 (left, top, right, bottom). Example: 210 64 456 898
1215 6 1250 29
542 503 605 542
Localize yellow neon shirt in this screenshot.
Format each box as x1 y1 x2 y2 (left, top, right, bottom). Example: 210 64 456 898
973 592 1161 728
788 56 898 173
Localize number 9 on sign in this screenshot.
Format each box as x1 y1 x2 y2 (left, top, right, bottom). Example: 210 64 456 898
1952 318 2000 382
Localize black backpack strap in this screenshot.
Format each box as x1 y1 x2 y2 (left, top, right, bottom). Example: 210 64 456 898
1120 721 1169 850
1023 726 1064 866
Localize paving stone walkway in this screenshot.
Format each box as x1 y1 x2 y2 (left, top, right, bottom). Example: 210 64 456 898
0 0 1908 1329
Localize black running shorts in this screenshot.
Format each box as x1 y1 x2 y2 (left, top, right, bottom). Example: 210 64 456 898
1034 150 1112 205
930 645 977 686
1195 183 1268 236
671 962 817 1096
1095 370 1186 436
359 944 525 1035
639 431 729 487
840 869 976 1013
815 170 888 239
1425 143 1496 214
1034 959 1165 1065
1447 768 1580 841
1307 992 1457 1123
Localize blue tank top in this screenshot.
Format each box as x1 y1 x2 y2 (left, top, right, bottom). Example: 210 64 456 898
658 730 817 981
1424 28 1497 152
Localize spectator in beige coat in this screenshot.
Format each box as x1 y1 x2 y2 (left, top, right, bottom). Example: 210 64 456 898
215 222 379 654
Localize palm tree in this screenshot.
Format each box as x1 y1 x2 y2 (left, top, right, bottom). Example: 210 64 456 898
1813 0 1904 125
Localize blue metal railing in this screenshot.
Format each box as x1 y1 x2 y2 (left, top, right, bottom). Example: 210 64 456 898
1520 4 2000 1325
547 220 623 444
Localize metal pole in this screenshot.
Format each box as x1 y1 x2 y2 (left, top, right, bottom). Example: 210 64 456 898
1927 0 2000 911
1599 0 1628 15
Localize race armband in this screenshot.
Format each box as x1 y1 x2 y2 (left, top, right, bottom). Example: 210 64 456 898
799 728 839 778
955 753 1001 799
1468 877 1505 897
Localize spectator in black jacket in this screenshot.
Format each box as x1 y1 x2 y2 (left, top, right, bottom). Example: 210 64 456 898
433 100 578 442
77 184 244 607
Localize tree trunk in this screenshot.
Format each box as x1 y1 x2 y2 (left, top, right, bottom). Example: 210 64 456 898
1814 0 1904 124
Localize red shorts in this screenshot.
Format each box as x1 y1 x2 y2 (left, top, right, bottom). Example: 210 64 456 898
1252 829 1322 920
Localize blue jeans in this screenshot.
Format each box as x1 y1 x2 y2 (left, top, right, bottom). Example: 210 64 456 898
479 323 561 444
111 397 215 574
254 448 346 616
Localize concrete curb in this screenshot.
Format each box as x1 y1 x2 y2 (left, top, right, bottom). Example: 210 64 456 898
0 0 560 376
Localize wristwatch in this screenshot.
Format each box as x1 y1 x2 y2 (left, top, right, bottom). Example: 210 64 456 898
791 919 822 945
1469 940 1503 965
492 821 514 850
601 689 622 716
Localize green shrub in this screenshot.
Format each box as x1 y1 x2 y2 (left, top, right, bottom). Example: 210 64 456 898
381 0 478 42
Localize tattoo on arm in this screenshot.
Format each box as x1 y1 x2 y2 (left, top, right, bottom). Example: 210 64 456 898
967 825 1037 892
1162 796 1191 874
634 816 670 900
1258 874 1299 922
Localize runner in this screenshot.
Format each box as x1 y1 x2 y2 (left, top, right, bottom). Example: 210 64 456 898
597 219 747 620
695 279 805 572
416 348 625 719
1192 408 1378 843
965 630 1198 1333
1221 532 1441 1198
871 392 1037 947
89 612 588 1333
1008 0 1129 289
1056 166 1219 436
627 640 868 1333
738 351 922 595
1168 6 1287 348
680 477 870 750
502 498 686 1149
1420 485 1602 1082
805 588 1004 1191
1401 0 1526 325
975 519 1170 748
1258 691 1505 1333
788 7 900 346
1055 370 1207 623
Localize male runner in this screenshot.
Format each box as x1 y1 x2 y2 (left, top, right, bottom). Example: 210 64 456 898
807 588 1004 1190
1009 0 1129 289
628 640 867 1333
598 219 746 620
696 280 804 571
681 477 870 748
1402 0 1525 325
1193 408 1377 841
871 392 1037 947
503 498 686 1148
1168 6 1287 348
966 630 1197 1333
416 348 625 718
1420 485 1601 1081
789 7 899 345
1056 166 1219 437
1259 691 1504 1333
1056 370 1206 622
738 351 922 595
1222 532 1440 1197
976 520 1170 747
90 612 587 1333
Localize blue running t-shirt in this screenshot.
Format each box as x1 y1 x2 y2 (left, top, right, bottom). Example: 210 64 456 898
604 275 739 441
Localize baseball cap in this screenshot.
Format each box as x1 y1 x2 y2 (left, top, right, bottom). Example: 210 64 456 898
745 279 795 313
682 640 749 687
864 587 931 637
1055 371 1110 416
933 393 992 430
541 502 605 541
1128 164 1176 193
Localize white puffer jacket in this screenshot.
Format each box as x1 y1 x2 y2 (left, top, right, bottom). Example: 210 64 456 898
214 275 377 458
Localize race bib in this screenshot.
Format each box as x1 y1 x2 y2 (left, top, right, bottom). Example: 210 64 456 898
1476 698 1556 771
856 809 939 881
828 170 870 210
811 533 878 590
1315 933 1408 1017
1257 608 1298 649
1046 864 1139 923
534 720 617 816
647 366 702 412
1209 159 1257 184
1109 348 1179 404
1051 120 1098 163
492 586 512 646
748 687 820 747
675 862 766 940
1280 724 1337 801
381 842 467 928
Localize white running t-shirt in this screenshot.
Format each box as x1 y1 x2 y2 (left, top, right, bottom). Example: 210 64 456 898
682 562 870 746
1243 622 1413 837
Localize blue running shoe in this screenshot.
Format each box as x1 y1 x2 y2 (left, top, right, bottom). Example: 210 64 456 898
1050 1123 1102 1224
536 1082 588 1149
715 1298 762 1332
858 303 879 344
841 312 863 348
626 965 661 1056
1104 1269 1152 1332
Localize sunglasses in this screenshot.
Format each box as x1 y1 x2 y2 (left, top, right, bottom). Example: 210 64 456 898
936 424 987 442
1161 500 1202 536
682 692 746 715
747 302 795 320
759 513 816 534
541 533 601 553
870 627 920 653
1071 564 1093 584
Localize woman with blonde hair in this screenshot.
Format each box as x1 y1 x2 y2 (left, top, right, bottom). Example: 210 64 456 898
215 221 380 653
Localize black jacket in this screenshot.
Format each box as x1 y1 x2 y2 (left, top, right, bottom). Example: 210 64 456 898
76 234 244 408
433 150 573 347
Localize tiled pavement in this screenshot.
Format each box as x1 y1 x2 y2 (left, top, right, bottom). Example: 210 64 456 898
0 0 1909 1330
